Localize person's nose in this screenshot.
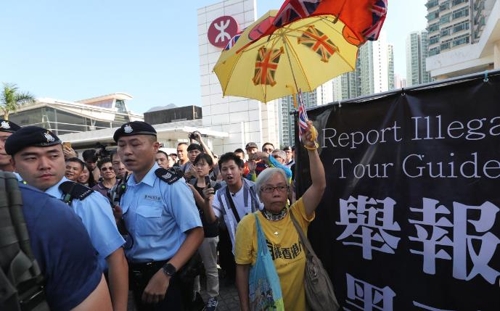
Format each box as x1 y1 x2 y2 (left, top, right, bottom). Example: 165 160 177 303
38 157 51 170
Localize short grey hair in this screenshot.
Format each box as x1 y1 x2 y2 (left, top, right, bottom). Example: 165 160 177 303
272 149 286 161
255 168 289 199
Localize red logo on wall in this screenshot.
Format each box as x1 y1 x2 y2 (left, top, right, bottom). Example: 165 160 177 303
207 16 240 49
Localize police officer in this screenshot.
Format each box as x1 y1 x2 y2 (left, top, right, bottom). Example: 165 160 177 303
113 121 203 310
5 126 129 311
0 119 21 172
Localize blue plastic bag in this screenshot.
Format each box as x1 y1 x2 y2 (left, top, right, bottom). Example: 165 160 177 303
248 213 285 311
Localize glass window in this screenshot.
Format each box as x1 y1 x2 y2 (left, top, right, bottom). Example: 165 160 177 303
452 7 469 20
440 13 451 24
115 100 127 113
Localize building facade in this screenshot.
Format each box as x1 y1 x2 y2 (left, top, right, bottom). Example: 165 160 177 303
332 31 395 101
406 31 432 86
426 0 493 57
6 93 143 136
426 0 500 79
197 0 280 153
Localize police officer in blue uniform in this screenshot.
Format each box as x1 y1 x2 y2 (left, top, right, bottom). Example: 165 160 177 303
5 126 129 311
18 182 113 310
113 121 203 310
0 119 21 172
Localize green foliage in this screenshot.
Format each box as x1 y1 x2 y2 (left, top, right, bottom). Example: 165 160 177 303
0 83 36 120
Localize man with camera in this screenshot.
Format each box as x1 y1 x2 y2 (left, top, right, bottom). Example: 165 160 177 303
82 149 101 181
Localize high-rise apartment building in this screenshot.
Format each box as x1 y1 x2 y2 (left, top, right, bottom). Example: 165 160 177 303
406 31 431 86
426 0 499 79
278 80 334 147
426 0 494 56
332 31 394 101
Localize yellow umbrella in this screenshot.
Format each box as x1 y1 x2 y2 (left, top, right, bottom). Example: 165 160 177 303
213 10 360 103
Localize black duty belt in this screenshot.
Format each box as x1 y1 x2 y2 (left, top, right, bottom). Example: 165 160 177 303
129 260 168 273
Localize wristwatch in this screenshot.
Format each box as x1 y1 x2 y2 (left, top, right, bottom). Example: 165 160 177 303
162 263 177 277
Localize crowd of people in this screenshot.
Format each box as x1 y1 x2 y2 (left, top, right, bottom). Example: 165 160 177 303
0 117 325 311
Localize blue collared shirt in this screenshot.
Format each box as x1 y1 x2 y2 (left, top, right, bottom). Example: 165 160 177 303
121 163 202 262
45 177 125 271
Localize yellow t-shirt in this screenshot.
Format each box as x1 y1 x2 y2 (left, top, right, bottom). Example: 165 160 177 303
235 198 314 311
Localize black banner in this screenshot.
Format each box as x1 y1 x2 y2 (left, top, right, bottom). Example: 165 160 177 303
296 72 500 310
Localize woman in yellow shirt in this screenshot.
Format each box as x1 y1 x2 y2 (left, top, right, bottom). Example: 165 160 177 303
234 121 326 311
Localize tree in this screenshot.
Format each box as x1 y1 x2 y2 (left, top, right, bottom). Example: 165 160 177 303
1 83 36 120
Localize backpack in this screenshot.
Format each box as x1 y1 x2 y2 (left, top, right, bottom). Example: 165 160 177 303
0 171 50 311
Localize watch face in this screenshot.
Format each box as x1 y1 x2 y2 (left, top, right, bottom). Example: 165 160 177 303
163 263 176 276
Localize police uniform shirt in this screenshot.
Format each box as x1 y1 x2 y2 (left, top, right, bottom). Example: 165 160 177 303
20 183 102 310
45 177 125 270
121 163 202 263
212 179 263 252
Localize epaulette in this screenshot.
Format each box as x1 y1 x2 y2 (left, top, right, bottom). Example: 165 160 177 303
59 181 93 204
155 167 183 184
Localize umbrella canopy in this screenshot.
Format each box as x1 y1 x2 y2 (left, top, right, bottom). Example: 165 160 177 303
213 10 360 103
272 0 388 43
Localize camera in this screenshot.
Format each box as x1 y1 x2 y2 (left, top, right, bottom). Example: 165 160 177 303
96 142 110 158
189 131 201 141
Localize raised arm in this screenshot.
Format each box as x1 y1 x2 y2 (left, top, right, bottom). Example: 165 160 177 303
300 121 326 217
202 186 218 223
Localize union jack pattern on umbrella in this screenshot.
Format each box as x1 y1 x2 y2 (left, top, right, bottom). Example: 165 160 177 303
298 25 338 62
273 0 321 28
363 0 388 41
253 47 284 86
297 90 309 141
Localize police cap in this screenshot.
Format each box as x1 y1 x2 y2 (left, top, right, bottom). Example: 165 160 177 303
113 121 157 142
5 126 61 156
0 119 21 133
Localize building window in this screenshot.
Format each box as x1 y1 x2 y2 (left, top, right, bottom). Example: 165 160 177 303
439 1 450 11
452 34 470 47
440 26 452 37
440 39 452 50
453 21 469 33
429 35 439 44
428 23 439 32
439 13 451 24
452 7 469 20
426 10 439 22
115 100 127 113
426 0 439 9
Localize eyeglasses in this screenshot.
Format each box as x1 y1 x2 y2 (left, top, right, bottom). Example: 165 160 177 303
263 148 273 152
101 167 113 171
261 185 288 193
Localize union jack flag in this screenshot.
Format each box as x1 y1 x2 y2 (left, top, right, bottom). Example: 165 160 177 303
273 0 321 28
224 33 241 50
298 25 338 62
253 47 283 86
297 90 309 140
363 0 388 41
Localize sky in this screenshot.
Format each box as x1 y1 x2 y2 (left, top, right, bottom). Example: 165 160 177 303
0 0 427 114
